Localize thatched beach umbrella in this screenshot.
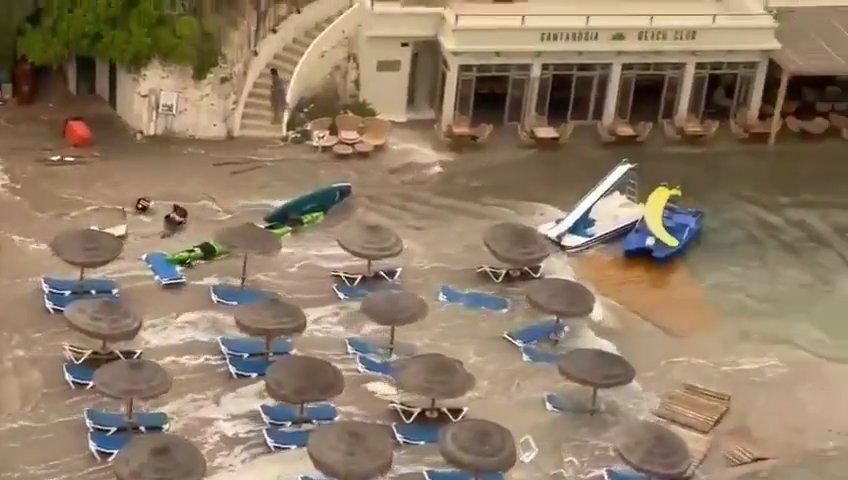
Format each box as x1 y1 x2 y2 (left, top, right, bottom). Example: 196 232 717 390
557 348 635 414
615 421 691 479
336 221 403 275
526 278 595 331
307 421 395 480
64 297 141 352
439 419 517 478
360 289 427 355
112 433 206 480
483 222 550 267
50 229 123 281
214 222 281 287
94 359 172 421
265 355 344 421
235 296 306 360
393 353 475 410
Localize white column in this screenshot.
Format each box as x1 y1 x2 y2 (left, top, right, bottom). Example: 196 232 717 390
747 56 769 124
524 61 543 124
602 61 622 125
675 60 696 123
439 59 459 130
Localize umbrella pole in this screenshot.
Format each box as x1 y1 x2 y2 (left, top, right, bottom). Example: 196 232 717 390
298 403 306 424
99 339 108 353
79 267 85 282
553 317 561 344
240 254 249 288
387 326 396 357
366 259 372 276
590 388 598 416
125 397 135 422
430 398 436 409
265 335 272 362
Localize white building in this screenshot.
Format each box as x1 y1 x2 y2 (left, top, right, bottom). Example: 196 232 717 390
356 0 781 128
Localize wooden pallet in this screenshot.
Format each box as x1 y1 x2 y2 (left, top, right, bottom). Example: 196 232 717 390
654 383 730 434
717 427 773 467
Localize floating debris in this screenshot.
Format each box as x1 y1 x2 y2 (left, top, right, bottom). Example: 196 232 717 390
718 426 773 467
654 383 730 434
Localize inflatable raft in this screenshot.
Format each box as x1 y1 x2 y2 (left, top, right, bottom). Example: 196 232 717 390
167 183 352 266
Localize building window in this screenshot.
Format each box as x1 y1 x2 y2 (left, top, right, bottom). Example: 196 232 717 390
376 60 402 72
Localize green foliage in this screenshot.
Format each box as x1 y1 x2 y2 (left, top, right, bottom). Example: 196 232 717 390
17 0 227 79
341 100 376 118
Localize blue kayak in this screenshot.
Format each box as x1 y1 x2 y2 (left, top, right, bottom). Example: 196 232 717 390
623 205 703 262
264 182 352 226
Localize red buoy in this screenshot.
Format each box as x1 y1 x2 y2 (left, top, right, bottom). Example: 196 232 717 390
64 118 93 148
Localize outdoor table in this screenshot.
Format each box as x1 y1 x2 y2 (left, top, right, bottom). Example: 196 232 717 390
354 142 374 155
532 126 560 140
315 134 338 150
614 124 637 137
339 131 361 144
332 144 354 157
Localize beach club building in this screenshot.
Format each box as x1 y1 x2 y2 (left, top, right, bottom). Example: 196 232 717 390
357 0 780 128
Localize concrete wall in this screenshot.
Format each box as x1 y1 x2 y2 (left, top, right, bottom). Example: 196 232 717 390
95 59 109 102
65 59 77 95
358 36 414 120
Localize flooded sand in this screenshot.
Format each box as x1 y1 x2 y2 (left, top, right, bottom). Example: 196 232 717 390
1 99 848 479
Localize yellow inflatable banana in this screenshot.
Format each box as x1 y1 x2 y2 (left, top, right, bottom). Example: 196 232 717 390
645 185 682 248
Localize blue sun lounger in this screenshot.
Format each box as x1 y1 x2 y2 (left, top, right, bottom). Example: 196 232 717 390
217 336 293 358
84 408 169 434
355 354 393 377
332 282 402 301
143 252 186 286
263 428 311 451
63 362 94 389
520 345 560 364
604 468 651 480
503 320 567 347
210 284 270 306
438 285 509 312
544 393 575 413
225 356 270 378
88 431 132 461
44 291 119 314
41 276 119 295
392 423 440 445
259 403 339 426
424 470 503 480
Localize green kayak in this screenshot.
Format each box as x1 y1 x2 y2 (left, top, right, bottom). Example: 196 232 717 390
167 211 324 267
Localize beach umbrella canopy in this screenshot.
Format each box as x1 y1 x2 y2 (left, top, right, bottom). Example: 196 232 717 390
94 359 172 420
265 355 344 405
483 222 550 267
64 297 141 348
307 421 395 480
234 296 307 357
337 221 404 261
393 353 475 401
439 419 517 475
50 229 123 279
360 289 427 351
525 278 595 319
615 421 691 479
112 433 206 480
557 348 635 413
214 222 281 286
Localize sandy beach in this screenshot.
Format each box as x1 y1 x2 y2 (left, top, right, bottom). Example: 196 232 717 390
1 93 847 479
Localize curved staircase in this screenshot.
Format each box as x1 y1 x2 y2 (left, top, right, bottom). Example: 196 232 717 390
238 5 347 138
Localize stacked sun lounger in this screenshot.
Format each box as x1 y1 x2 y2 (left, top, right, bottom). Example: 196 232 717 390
388 400 469 446
85 407 171 461
42 276 120 314
216 336 294 379
62 343 143 390
259 402 340 452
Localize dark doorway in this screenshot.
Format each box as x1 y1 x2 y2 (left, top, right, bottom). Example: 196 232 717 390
471 75 508 124
76 56 96 95
629 74 665 121
703 73 737 119
547 75 573 124
108 61 117 108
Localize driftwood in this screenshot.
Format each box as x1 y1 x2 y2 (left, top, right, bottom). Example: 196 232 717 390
654 383 730 434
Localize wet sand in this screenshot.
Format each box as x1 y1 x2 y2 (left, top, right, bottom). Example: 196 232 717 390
1 95 848 479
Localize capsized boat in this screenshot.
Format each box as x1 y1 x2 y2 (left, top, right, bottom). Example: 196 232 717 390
623 185 703 262
538 159 644 252
167 182 352 266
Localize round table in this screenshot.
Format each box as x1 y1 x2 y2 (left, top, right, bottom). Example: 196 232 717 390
354 142 374 156
339 132 361 144
332 144 354 158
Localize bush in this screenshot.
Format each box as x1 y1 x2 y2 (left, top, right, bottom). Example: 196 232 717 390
341 99 376 118
285 96 380 143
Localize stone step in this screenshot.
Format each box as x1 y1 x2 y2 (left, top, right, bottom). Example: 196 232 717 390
245 96 272 110
240 119 284 138
242 106 273 121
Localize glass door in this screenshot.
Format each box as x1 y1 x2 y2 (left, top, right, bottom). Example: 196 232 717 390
455 75 475 122
616 74 635 121
535 73 552 119
688 73 709 119
731 73 752 119
660 74 680 120
505 75 528 124
570 75 595 121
